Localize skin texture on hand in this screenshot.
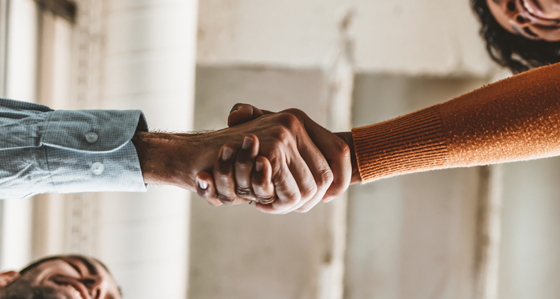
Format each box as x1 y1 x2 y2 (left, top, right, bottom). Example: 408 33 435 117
333 131 360 185
197 135 279 211
228 104 359 201
132 131 222 192
132 112 335 214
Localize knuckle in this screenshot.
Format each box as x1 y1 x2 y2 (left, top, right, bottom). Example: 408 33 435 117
218 194 235 204
319 168 334 187
257 195 276 205
269 125 292 143
284 108 305 118
284 190 302 206
236 186 253 197
267 151 285 170
335 139 351 157
276 112 300 130
300 179 318 200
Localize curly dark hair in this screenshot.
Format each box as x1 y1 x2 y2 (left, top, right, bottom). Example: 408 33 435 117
470 0 560 73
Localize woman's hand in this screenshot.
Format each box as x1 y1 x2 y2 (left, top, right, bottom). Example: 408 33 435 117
229 104 359 202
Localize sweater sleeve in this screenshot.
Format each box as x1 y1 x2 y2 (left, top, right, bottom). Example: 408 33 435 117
352 62 560 183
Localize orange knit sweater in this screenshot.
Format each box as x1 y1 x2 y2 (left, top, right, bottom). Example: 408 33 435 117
351 62 560 182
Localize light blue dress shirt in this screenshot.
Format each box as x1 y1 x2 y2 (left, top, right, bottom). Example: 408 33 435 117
0 98 148 199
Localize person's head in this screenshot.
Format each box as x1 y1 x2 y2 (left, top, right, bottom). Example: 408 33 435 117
0 255 121 299
472 0 560 73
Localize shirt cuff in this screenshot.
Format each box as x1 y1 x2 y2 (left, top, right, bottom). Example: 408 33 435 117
46 141 147 194
42 109 147 152
42 109 149 194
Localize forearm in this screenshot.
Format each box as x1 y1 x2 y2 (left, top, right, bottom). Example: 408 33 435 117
351 62 560 183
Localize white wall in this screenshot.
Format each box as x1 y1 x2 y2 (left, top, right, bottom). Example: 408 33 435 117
197 0 496 76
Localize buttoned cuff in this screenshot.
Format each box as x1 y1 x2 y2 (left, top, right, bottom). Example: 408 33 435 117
42 109 146 152
46 141 147 194
42 109 149 194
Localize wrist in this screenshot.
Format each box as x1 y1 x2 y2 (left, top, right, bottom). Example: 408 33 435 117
334 131 360 184
132 131 217 191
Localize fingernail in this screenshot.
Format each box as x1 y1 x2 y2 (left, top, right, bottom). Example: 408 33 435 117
323 196 334 203
255 161 263 172
197 178 208 190
242 136 253 149
222 147 233 161
230 106 239 113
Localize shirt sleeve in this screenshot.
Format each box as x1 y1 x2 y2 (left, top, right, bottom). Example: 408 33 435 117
0 98 148 199
352 62 560 183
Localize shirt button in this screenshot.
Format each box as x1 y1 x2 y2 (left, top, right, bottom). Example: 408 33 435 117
85 132 98 144
91 162 104 175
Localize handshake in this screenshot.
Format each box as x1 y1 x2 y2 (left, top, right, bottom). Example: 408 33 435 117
132 103 360 214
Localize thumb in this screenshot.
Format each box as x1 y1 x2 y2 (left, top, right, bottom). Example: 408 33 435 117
228 104 263 127
0 271 19 288
228 103 275 127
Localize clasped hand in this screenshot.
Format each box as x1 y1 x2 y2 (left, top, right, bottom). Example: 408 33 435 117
196 104 357 214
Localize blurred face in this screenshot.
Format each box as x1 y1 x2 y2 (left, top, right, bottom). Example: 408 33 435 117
487 0 560 41
2 255 121 299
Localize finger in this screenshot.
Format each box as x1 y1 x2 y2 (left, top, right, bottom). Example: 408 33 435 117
234 135 259 201
282 174 328 214
196 172 222 207
283 109 351 202
284 127 333 213
257 152 302 213
228 104 264 127
228 103 273 127
251 156 276 205
213 144 248 205
256 113 326 214
266 150 316 214
309 126 351 202
294 195 323 213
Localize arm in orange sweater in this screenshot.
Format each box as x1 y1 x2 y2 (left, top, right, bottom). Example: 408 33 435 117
353 62 560 182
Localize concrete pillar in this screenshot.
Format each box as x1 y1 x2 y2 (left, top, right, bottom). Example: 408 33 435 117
66 0 199 298
0 0 39 270
31 8 73 259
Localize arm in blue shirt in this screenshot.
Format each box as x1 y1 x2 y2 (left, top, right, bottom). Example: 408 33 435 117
0 98 148 199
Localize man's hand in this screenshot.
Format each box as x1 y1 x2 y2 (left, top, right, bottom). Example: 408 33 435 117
132 111 335 214
196 136 278 211
228 104 359 202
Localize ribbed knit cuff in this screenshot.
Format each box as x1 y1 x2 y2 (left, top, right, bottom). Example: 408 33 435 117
351 105 448 182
